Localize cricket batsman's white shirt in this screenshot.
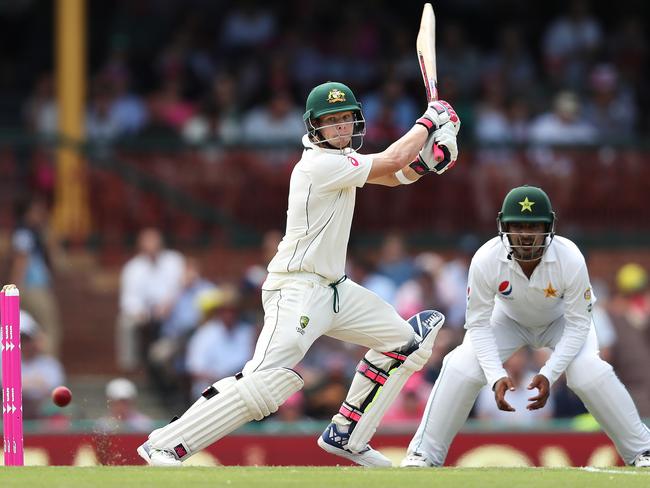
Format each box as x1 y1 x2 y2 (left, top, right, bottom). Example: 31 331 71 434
465 235 595 387
267 135 372 281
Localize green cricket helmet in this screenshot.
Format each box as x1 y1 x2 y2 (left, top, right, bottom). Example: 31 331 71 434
497 185 556 261
303 81 366 150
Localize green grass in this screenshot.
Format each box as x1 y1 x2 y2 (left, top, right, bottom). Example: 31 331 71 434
0 467 649 488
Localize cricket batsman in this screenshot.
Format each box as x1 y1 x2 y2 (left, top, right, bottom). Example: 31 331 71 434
401 185 650 468
137 81 461 467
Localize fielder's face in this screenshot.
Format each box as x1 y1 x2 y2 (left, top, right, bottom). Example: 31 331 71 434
506 222 547 261
316 111 355 148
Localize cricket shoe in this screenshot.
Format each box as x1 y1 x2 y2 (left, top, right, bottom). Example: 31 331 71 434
400 451 434 467
633 450 650 467
317 422 392 467
137 440 182 467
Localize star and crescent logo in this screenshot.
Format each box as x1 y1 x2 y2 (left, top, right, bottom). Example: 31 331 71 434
544 282 558 298
327 89 346 104
518 197 535 213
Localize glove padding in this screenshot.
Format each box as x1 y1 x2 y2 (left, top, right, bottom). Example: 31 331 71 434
416 100 454 134
410 124 460 175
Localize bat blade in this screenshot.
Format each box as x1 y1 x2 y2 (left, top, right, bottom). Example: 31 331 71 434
416 3 438 102
416 2 445 164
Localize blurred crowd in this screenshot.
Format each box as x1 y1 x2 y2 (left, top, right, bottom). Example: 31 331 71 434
9 0 648 149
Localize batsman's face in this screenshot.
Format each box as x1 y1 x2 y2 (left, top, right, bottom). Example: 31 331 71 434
506 222 547 261
316 111 354 148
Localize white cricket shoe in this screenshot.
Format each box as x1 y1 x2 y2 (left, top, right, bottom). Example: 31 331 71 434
633 450 650 467
318 422 392 467
137 441 182 467
400 452 434 468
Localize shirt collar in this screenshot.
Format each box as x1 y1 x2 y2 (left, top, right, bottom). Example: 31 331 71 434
302 134 353 155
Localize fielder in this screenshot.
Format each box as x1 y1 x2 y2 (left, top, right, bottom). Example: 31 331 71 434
401 185 650 468
137 81 461 467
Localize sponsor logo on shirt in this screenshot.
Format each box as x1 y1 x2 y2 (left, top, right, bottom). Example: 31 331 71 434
583 288 591 301
347 156 359 167
498 280 512 296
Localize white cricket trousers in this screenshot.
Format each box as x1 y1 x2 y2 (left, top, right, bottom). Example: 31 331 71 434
242 272 416 425
407 308 650 465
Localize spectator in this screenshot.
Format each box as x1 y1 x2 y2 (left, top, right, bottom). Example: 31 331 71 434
116 228 184 372
9 196 62 356
394 252 444 320
609 263 650 417
348 254 397 306
22 73 57 137
185 287 254 398
14 311 65 419
529 91 597 145
362 78 418 142
482 25 537 96
220 5 277 51
582 64 637 141
376 233 416 287
147 257 216 405
86 79 121 141
543 0 603 89
103 65 148 135
95 378 154 433
242 91 305 145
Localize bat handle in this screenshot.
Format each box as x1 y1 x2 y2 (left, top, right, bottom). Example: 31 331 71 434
433 143 445 163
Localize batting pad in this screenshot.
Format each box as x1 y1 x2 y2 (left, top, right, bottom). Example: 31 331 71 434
347 311 445 453
148 368 303 460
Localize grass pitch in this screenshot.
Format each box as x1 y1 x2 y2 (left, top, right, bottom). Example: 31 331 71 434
0 466 649 488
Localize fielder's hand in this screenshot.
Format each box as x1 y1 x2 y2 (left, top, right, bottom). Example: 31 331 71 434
493 376 516 412
526 374 550 410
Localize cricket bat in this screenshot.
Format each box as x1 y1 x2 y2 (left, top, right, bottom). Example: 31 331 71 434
416 3 445 163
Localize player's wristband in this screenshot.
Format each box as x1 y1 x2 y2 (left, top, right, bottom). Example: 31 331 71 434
395 169 416 185
415 117 435 135
408 156 431 176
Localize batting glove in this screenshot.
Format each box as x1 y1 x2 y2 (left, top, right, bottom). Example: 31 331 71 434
415 100 459 135
409 123 458 175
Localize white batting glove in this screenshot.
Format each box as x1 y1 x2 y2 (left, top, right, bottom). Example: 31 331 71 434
415 100 454 134
411 104 461 175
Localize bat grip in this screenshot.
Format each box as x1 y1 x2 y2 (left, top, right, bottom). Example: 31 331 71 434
433 143 445 163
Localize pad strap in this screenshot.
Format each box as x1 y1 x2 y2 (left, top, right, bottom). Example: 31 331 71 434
382 351 407 363
338 402 364 422
356 359 390 386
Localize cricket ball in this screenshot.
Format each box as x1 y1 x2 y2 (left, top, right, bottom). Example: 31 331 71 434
52 386 72 407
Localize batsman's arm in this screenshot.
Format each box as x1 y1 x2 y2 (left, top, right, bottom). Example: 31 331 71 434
365 123 429 184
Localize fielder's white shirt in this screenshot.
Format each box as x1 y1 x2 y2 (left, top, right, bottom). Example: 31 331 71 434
465 236 594 387
267 135 372 281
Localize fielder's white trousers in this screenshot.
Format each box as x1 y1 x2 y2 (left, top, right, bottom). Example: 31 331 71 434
407 308 650 465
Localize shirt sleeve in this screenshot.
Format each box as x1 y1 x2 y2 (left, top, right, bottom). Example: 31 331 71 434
539 261 593 385
309 151 373 191
465 258 508 388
